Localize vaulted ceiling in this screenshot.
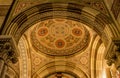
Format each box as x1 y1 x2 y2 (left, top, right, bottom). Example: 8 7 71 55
0 0 120 78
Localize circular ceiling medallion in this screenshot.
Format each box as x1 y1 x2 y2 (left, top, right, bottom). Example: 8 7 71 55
55 39 65 48
72 28 82 36
50 23 69 38
38 27 48 36
31 19 90 56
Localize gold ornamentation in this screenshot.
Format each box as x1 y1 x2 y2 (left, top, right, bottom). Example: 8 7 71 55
31 19 90 56
72 28 82 36
55 39 65 48
38 27 48 36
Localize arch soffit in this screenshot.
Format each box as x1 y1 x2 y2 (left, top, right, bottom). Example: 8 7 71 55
32 61 89 78
3 2 113 46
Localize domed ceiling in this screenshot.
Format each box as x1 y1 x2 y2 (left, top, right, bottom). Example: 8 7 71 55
30 18 90 56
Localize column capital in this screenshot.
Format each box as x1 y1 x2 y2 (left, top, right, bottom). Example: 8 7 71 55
105 38 120 71
0 35 18 64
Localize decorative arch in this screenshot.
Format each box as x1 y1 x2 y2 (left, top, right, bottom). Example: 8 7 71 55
1 2 116 46
32 61 89 78
0 1 119 78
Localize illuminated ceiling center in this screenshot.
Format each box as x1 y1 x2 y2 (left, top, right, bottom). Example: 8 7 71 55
30 18 90 56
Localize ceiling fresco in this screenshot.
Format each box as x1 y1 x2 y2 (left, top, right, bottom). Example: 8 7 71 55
1 0 119 78
30 18 90 56
20 18 96 78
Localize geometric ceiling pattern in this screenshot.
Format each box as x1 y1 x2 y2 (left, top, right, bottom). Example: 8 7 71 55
0 0 120 78
31 18 90 56
18 17 96 78
18 25 104 77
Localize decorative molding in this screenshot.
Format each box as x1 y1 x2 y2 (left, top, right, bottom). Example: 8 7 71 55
13 0 108 16
30 19 90 56
2 3 111 47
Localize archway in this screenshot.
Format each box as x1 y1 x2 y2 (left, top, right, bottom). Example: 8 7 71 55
0 2 117 78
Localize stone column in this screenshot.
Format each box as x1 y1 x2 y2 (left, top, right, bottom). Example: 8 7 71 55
0 36 18 78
